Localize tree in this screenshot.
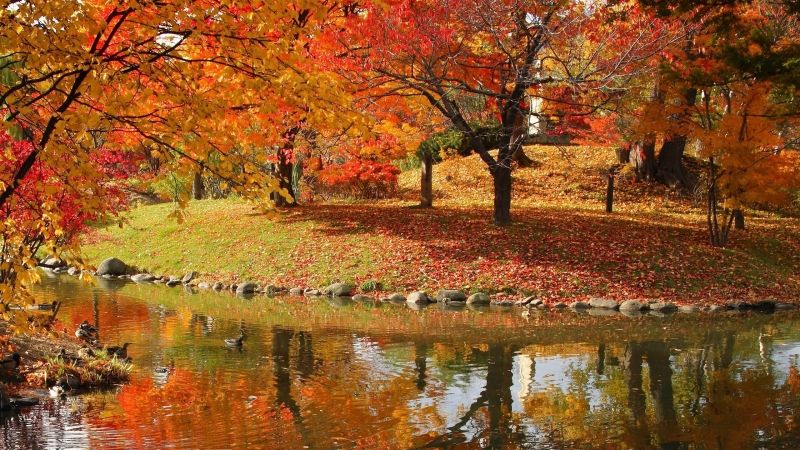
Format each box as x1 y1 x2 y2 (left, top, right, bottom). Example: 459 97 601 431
0 1 365 329
336 0 676 224
630 0 800 189
635 0 800 246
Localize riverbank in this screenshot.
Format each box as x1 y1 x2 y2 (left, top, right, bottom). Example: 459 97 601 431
1 322 131 399
81 146 800 304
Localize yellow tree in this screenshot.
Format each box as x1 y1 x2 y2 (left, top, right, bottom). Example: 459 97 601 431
636 0 800 246
0 0 365 331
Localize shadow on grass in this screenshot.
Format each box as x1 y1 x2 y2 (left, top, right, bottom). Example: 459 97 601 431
281 204 800 299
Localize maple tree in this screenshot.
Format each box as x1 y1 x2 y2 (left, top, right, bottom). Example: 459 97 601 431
0 1 368 329
332 0 677 224
634 0 800 246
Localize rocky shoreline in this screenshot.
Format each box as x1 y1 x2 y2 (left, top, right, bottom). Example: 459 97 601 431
41 256 800 317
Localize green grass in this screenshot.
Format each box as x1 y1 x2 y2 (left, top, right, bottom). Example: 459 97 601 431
83 198 385 288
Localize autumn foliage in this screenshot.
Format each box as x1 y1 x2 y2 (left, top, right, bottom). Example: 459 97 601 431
1 0 800 332
317 159 401 199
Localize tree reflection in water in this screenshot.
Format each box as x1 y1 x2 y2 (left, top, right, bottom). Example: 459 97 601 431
4 277 800 448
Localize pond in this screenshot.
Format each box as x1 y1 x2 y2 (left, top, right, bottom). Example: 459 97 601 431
3 273 800 449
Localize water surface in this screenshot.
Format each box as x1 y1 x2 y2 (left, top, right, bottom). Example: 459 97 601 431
3 274 800 449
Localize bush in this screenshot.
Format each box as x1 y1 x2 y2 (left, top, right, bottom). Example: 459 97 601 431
317 160 400 199
416 121 503 160
360 280 382 292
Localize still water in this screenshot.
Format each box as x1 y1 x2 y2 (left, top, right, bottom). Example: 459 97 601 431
2 273 800 449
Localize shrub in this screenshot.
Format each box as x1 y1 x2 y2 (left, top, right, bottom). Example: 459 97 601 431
360 280 382 292
416 121 503 160
317 159 400 199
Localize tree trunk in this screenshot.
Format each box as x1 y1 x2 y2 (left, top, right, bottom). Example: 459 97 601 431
272 151 295 207
734 209 745 230
492 164 512 226
513 148 535 167
606 172 614 213
656 136 688 187
420 151 433 208
616 146 630 164
630 140 656 181
656 88 697 189
191 170 205 200
511 109 535 168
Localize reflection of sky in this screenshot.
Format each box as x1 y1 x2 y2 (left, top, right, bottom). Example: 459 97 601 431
399 349 602 439
351 337 406 381
769 341 800 385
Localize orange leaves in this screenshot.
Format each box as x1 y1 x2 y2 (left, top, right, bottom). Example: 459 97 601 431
317 159 400 199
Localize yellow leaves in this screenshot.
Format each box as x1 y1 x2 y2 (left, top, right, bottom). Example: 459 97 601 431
167 207 186 225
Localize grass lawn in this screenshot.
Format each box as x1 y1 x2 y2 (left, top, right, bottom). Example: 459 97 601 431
81 146 800 303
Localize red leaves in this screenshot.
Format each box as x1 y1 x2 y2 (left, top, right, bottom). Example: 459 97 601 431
317 159 400 199
0 131 133 243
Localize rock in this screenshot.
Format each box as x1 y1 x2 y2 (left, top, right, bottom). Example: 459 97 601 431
261 285 279 296
53 267 67 273
553 302 567 309
289 288 304 296
708 304 726 313
197 282 211 289
352 294 374 302
776 303 797 310
648 302 677 313
619 300 645 312
236 282 259 294
729 301 753 310
466 292 490 305
165 277 182 287
304 289 322 297
588 298 618 309
517 296 542 307
153 278 166 284
678 305 700 313
101 274 114 279
212 282 224 291
131 273 155 283
569 301 590 310
41 257 67 268
96 257 128 276
182 271 197 284
230 284 238 292
406 291 430 304
753 300 776 312
117 274 130 280
436 290 467 303
67 267 80 276
323 283 355 297
382 292 406 302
